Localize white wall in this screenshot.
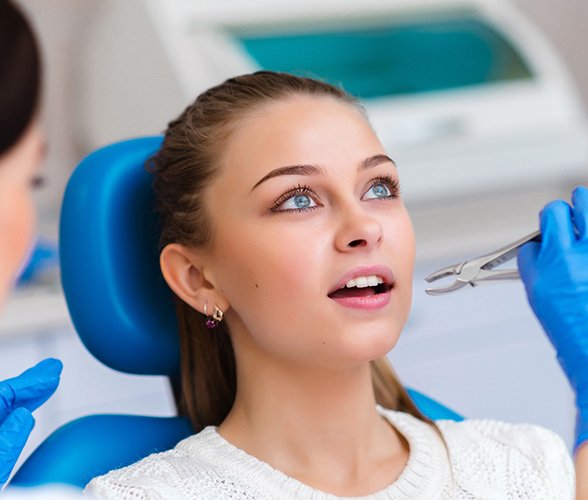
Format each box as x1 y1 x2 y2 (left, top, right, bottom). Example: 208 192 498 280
513 0 588 107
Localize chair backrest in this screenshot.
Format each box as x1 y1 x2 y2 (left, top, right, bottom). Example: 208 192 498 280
11 137 193 489
10 136 461 489
59 136 179 375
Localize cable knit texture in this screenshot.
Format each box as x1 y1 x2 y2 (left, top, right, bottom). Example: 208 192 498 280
85 407 574 499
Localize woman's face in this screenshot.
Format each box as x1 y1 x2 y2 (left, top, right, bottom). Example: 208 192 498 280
205 95 415 369
0 121 44 305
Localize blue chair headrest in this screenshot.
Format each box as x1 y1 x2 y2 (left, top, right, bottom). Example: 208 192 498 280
59 136 179 375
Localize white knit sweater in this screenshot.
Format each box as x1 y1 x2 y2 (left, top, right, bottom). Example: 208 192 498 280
85 407 574 499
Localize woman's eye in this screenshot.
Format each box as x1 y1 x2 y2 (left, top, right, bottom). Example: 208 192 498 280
279 193 317 211
363 182 393 200
270 185 321 213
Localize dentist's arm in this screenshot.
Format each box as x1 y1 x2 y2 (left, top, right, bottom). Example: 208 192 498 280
0 358 62 488
518 186 588 497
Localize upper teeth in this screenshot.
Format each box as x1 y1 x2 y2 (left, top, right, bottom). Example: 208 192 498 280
343 275 384 289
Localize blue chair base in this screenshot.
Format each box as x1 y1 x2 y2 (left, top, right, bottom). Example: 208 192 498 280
10 415 192 489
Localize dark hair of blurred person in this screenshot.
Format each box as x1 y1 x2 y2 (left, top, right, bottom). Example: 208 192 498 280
0 0 41 156
0 0 46 305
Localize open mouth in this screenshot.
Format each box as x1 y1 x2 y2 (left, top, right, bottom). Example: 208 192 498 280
328 277 394 299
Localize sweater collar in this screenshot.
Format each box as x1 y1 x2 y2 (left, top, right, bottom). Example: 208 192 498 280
178 407 450 499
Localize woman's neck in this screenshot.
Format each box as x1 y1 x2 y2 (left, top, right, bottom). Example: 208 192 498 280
217 360 409 496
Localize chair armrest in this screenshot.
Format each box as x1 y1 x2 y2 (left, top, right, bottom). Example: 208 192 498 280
407 388 464 421
10 414 192 489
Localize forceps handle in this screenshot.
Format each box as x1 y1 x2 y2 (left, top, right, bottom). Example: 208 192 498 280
480 229 542 271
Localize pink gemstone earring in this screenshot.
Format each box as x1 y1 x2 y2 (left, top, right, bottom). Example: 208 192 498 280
204 302 224 329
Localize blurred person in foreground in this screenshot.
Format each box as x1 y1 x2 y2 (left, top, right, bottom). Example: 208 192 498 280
0 0 62 491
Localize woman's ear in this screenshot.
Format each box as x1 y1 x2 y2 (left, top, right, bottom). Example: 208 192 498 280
160 243 217 314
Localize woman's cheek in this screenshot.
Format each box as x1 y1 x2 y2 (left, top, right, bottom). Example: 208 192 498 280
0 187 36 294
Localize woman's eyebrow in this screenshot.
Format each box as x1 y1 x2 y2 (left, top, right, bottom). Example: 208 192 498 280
251 154 396 191
362 154 396 170
251 164 324 190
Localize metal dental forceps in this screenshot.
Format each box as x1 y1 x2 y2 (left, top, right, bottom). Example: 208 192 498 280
424 229 542 295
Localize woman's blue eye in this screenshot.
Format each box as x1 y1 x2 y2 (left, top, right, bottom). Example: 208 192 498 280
280 193 316 210
363 182 392 200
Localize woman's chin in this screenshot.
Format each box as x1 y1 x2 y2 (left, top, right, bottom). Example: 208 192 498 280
340 326 402 364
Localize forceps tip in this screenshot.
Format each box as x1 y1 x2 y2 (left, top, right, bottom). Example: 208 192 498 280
424 263 461 283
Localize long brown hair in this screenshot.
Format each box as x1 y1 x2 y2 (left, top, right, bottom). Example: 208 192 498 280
150 71 433 432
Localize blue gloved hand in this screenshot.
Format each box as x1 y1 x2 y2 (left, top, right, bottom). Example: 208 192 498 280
518 185 588 451
0 358 62 487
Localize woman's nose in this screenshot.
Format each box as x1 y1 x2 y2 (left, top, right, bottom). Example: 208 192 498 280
334 203 383 252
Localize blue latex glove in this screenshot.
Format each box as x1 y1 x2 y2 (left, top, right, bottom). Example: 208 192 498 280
518 186 588 451
0 358 62 487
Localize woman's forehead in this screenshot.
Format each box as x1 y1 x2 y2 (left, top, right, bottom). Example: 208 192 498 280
242 93 365 129
220 95 380 175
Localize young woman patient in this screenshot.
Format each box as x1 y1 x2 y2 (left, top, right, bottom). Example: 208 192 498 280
86 72 576 498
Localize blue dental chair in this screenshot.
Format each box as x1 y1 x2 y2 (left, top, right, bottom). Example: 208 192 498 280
10 136 462 489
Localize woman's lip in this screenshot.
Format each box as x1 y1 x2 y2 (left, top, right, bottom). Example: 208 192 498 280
328 264 395 295
329 289 392 310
